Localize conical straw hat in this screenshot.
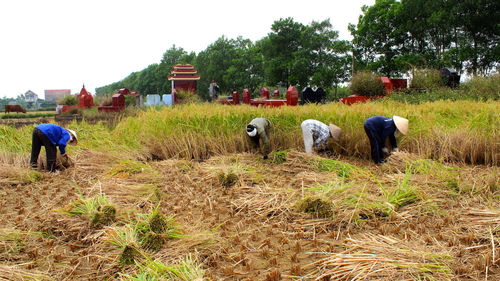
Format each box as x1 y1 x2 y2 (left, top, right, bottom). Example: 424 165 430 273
67 129 78 145
393 116 408 135
329 124 342 141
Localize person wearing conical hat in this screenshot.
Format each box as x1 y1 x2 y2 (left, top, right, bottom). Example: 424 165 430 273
364 115 408 164
301 119 342 154
246 118 272 159
30 124 78 172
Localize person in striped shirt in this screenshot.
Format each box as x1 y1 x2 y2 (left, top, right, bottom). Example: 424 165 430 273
301 119 341 154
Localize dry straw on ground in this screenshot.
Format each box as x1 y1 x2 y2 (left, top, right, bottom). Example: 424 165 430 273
305 233 453 280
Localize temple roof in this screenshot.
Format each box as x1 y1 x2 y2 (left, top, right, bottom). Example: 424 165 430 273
168 74 201 81
173 63 195 69
168 63 200 80
170 69 198 74
79 85 91 96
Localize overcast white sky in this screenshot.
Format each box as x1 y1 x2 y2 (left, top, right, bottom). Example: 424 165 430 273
0 0 373 99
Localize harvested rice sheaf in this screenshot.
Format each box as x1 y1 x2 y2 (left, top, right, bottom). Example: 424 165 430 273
120 245 139 265
296 197 334 218
383 151 422 172
149 213 168 233
38 152 74 171
91 205 116 226
0 166 43 185
141 232 165 252
218 171 238 188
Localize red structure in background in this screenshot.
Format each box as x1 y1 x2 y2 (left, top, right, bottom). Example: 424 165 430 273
380 77 407 93
167 64 200 94
98 88 139 112
260 87 270 99
219 86 298 107
340 77 407 106
77 85 94 108
60 85 96 113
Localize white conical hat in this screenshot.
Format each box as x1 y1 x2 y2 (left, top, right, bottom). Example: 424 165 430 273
393 116 409 135
67 129 78 145
329 124 342 141
246 125 257 137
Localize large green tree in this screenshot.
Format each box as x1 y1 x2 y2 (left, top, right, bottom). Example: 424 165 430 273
195 36 240 99
223 37 264 94
262 18 351 90
350 0 499 76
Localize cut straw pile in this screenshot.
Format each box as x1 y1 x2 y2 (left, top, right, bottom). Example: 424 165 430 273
382 151 422 172
305 233 452 280
459 208 500 238
0 265 51 280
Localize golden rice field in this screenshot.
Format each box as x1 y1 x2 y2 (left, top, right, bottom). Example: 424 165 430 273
0 100 498 280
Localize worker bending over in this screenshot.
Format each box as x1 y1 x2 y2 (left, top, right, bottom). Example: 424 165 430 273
364 115 408 164
246 118 272 159
30 124 78 172
301 119 341 154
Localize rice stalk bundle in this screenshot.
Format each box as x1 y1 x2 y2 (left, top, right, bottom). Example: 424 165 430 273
306 233 453 280
0 265 51 280
459 208 500 237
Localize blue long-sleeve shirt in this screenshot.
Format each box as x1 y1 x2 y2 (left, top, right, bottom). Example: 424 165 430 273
36 124 71 155
364 116 398 149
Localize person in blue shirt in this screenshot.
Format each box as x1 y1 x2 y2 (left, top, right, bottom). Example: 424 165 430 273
364 116 408 164
30 124 78 172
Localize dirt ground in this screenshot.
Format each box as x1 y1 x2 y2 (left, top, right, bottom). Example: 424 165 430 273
0 149 498 280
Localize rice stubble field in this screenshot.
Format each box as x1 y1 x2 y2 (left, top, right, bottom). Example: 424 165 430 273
0 100 498 280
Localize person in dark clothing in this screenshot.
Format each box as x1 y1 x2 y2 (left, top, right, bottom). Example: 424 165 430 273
30 124 78 172
246 118 272 159
364 116 408 164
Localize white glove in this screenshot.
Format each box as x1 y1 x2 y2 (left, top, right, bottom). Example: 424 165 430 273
393 148 399 152
382 147 389 154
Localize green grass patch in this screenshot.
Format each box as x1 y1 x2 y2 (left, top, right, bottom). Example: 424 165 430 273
109 160 151 176
311 157 364 179
120 254 204 280
269 149 289 164
1 113 54 119
307 180 351 197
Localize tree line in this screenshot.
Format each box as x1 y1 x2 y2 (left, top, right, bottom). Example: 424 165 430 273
96 0 499 100
350 0 499 77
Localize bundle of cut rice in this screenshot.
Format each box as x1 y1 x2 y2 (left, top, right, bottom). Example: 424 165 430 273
382 151 419 172
38 151 74 171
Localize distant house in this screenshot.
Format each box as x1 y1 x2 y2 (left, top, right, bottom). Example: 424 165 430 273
24 90 39 109
45 89 71 103
24 90 38 103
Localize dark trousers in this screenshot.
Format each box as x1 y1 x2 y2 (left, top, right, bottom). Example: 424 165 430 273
364 125 384 164
30 128 57 172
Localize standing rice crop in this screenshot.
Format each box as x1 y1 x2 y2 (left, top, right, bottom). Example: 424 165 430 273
1 100 498 165
111 101 498 165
